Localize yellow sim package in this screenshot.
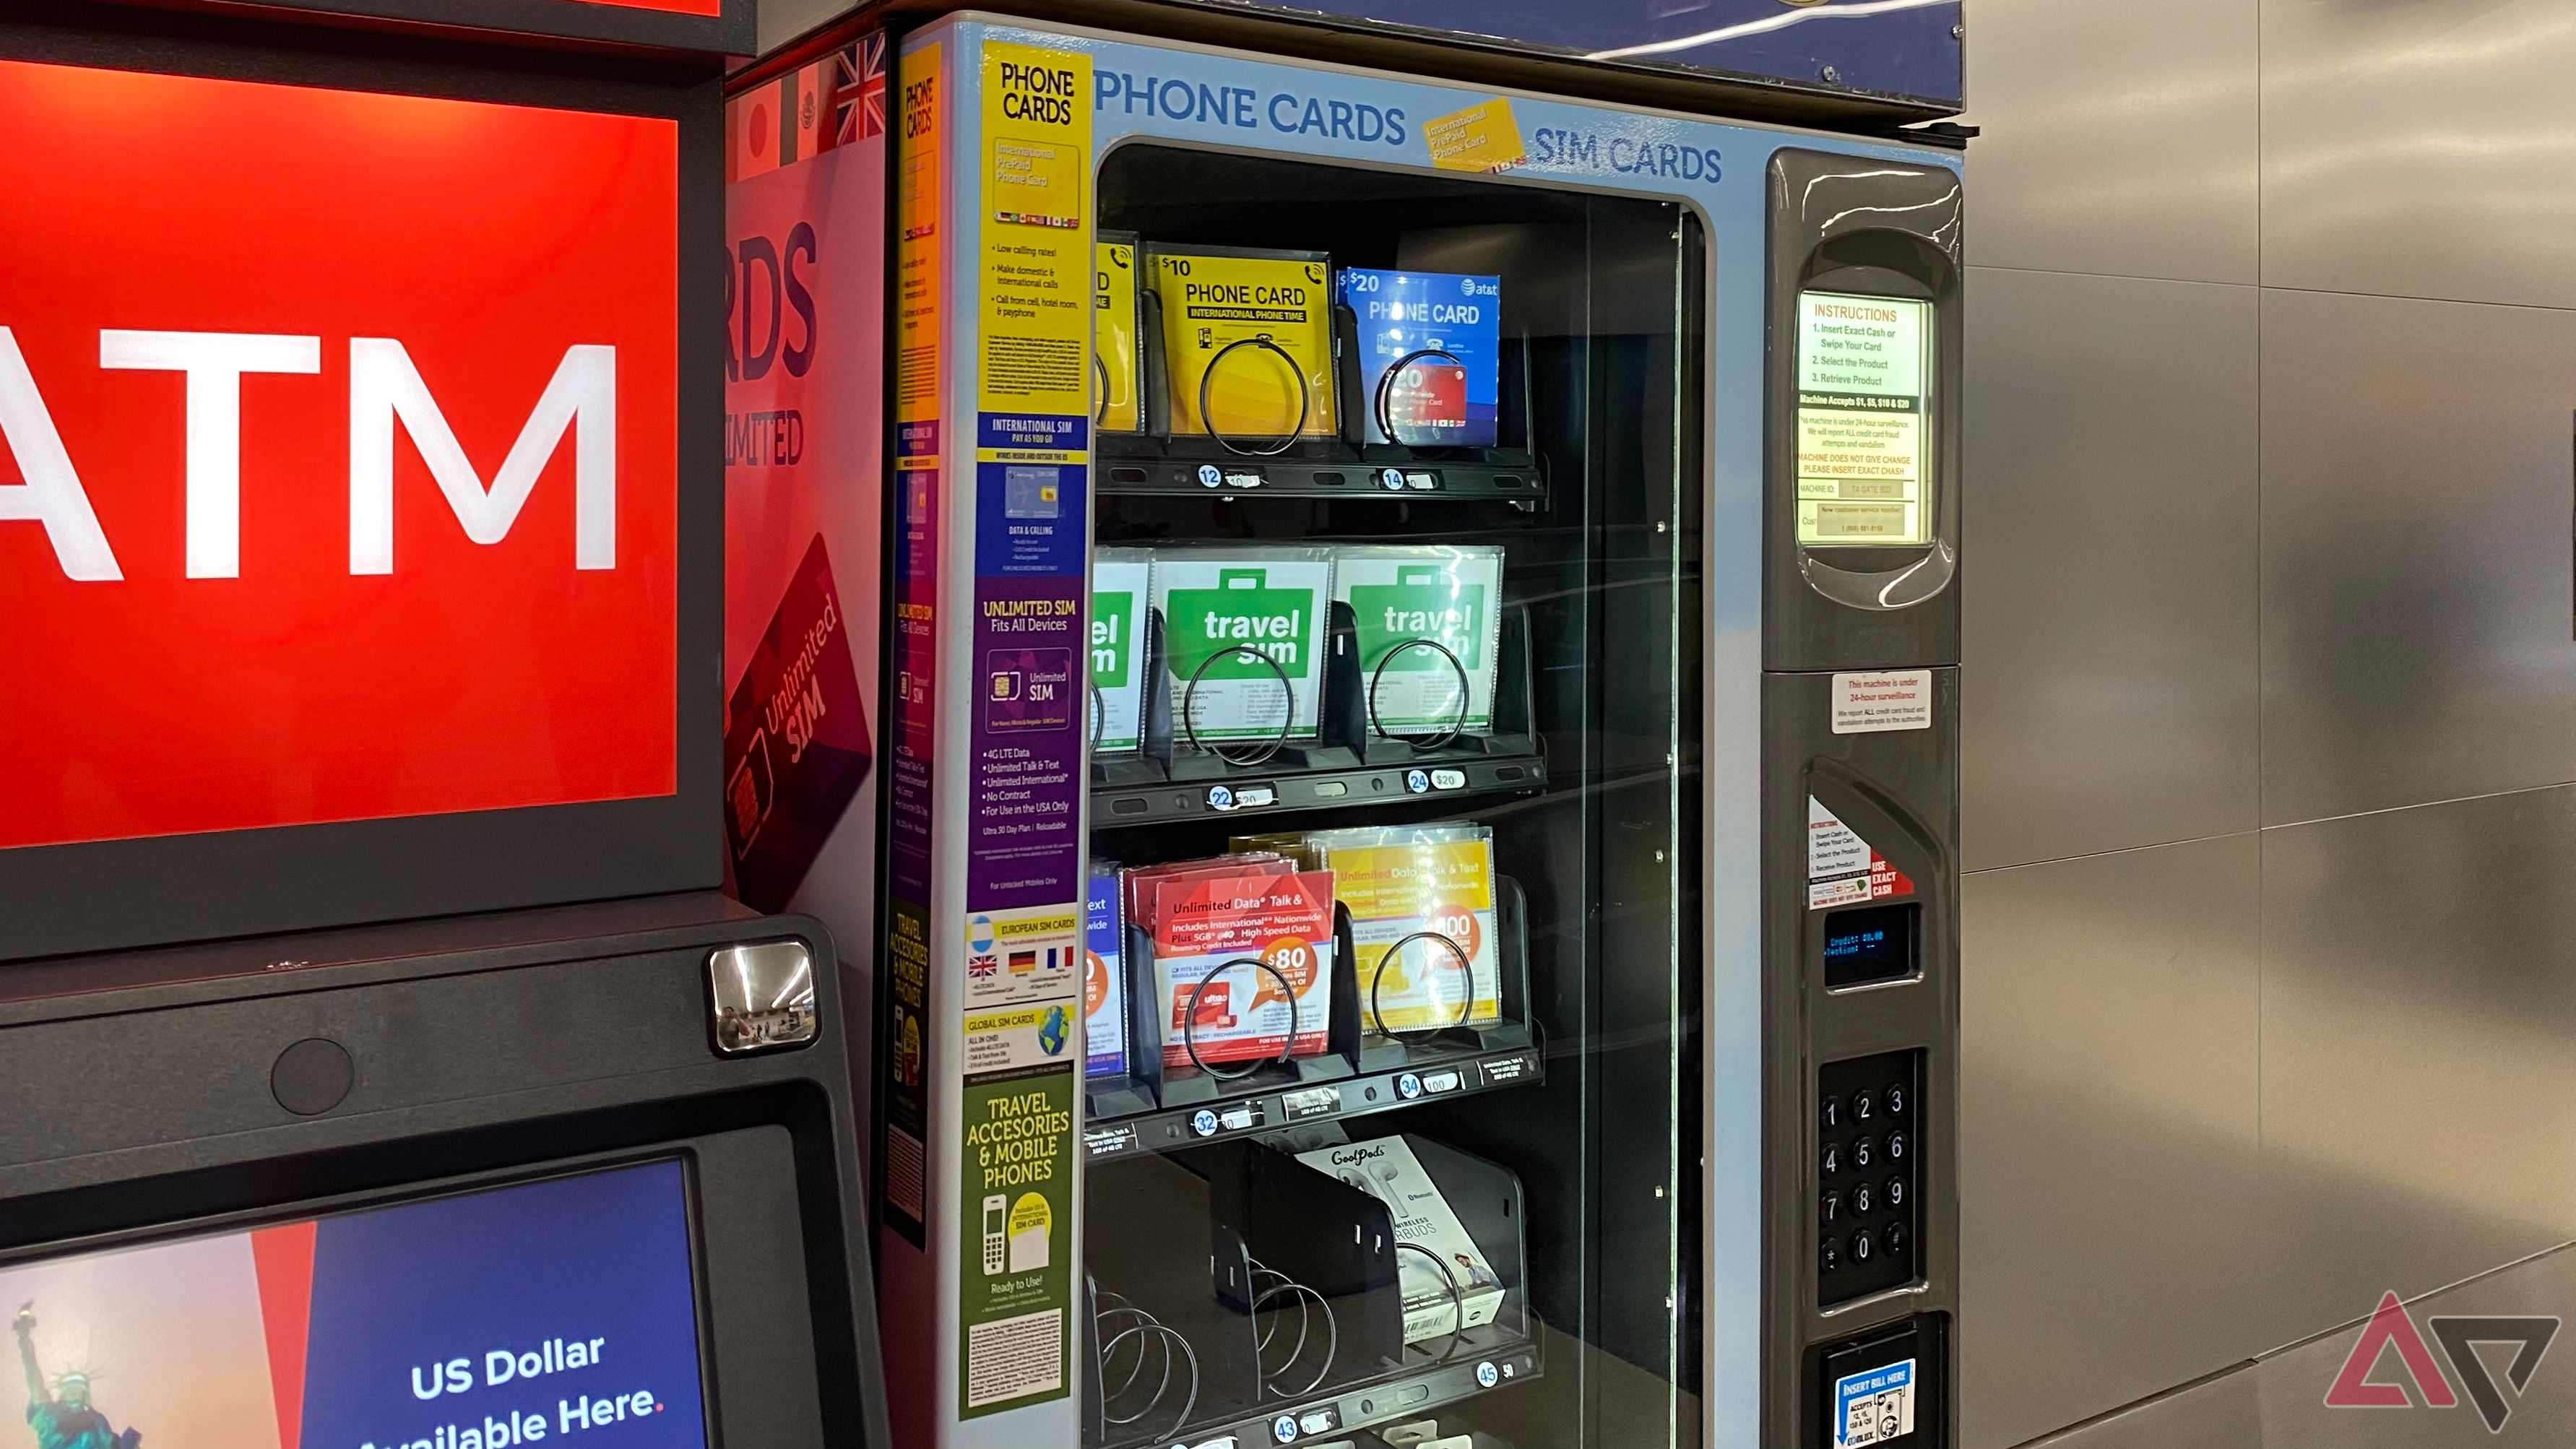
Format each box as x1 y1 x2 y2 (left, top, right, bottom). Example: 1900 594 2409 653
1095 230 1142 433
1147 243 1339 444
1296 823 1501 1033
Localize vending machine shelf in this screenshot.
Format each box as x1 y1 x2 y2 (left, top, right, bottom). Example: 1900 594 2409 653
1086 1133 1539 1449
1089 880 1540 1149
1092 600 1544 827
1095 446 1550 504
1093 747 1549 828
1103 1323 1544 1449
1094 285 1550 509
1084 1037 1546 1162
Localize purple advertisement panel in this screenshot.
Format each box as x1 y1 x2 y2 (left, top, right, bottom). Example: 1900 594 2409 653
889 425 941 904
966 570 1086 911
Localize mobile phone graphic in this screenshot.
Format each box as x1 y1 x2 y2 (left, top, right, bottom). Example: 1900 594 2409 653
982 1195 1008 1275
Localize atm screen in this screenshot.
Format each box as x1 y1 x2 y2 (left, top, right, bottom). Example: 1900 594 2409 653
1823 902 1919 989
1794 290 1933 547
1 1161 708 1449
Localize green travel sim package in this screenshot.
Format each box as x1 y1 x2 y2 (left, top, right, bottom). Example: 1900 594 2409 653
1336 545 1505 738
1089 548 1152 754
1151 547 1335 746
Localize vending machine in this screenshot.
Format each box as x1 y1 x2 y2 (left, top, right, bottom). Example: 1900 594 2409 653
868 15 1961 1449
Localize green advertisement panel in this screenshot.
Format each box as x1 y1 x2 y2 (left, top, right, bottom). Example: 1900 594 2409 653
956 1064 1076 1418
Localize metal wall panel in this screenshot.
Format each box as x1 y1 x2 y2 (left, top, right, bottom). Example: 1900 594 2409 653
2262 0 2576 309
1961 834 2264 1449
1961 0 2258 282
2255 1245 2576 1448
1962 269 2260 870
2258 787 2576 1351
2260 288 2576 826
2018 1369 2261 1449
2007 1243 2576 1447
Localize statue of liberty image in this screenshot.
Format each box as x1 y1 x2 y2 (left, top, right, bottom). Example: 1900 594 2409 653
13 1304 141 1449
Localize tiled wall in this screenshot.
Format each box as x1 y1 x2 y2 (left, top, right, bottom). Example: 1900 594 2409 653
1958 1 2576 1444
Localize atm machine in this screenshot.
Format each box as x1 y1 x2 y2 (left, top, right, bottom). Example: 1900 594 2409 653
0 4 890 1448
836 9 1966 1449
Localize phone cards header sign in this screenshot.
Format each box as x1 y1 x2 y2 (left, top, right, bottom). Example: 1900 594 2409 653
1133 0 1961 111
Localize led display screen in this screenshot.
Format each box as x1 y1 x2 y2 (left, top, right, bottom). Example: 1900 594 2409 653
1823 901 1918 990
0 59 680 852
1795 290 1932 548
1 1162 709 1449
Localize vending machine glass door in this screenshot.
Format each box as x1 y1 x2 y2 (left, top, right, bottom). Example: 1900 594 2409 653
1077 144 1700 1449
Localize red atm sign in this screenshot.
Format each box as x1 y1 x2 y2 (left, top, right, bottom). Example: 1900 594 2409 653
0 61 680 851
562 0 722 13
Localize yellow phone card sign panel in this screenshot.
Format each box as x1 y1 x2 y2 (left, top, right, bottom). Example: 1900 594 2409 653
978 42 1092 422
1150 246 1338 443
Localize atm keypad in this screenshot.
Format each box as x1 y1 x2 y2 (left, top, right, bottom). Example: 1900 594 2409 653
1818 1049 1923 1305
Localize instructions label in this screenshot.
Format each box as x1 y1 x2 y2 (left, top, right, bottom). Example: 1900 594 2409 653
1807 795 1870 880
958 1065 1074 1416
1807 797 1917 910
1797 290 1931 547
1831 670 1932 735
1833 1358 1917 1448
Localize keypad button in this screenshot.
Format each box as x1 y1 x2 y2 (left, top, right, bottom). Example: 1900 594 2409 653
1851 1137 1873 1169
1821 1191 1841 1224
1886 1176 1906 1208
1886 1131 1907 1162
1820 1241 1841 1273
1851 1231 1874 1263
1885 1084 1907 1116
1853 1183 1873 1215
1821 1097 1841 1130
1885 1222 1907 1255
1822 1144 1840 1177
1853 1091 1875 1121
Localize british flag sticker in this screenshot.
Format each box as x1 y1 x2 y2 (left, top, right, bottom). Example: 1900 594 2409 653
834 30 889 144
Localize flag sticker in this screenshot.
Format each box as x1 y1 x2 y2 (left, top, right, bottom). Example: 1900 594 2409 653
833 33 889 144
726 57 844 182
959 904 1083 1006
